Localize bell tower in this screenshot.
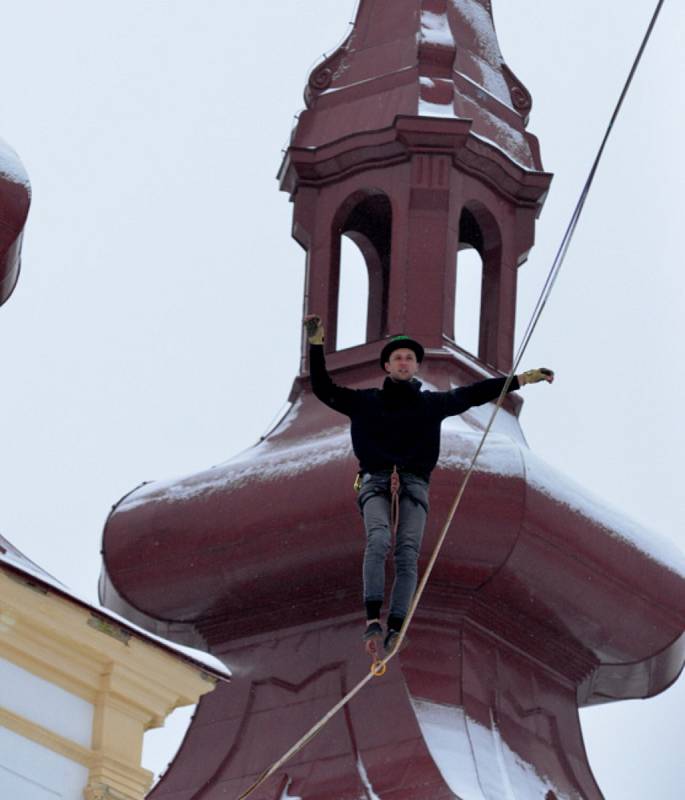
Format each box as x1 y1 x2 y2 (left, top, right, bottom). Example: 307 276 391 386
279 0 551 372
100 3 685 799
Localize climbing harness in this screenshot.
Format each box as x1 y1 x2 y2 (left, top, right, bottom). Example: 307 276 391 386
353 467 401 533
236 3 666 797
389 465 401 535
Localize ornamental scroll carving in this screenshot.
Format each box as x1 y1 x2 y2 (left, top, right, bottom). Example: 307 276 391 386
304 21 355 109
501 62 533 124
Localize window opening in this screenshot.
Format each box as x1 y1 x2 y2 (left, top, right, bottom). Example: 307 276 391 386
454 247 483 357
336 234 369 351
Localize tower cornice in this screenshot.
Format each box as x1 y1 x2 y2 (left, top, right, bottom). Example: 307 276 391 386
280 114 552 210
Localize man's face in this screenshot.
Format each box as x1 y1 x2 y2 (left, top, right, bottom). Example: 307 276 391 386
384 348 419 381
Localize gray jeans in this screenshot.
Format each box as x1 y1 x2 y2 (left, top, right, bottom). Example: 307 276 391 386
357 471 429 620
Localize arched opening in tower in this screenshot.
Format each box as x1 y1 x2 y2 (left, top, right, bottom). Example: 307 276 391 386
337 235 369 350
454 246 483 357
331 190 392 351
453 203 504 367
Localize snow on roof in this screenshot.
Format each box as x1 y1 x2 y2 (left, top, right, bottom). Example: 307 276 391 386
279 780 302 800
0 137 30 189
441 410 685 577
439 426 523 478
454 0 510 103
418 97 458 118
523 450 685 579
121 373 524 512
276 756 381 799
411 697 564 799
418 77 456 119
117 369 684 586
120 419 353 512
0 533 230 679
420 379 684 577
417 98 535 170
468 131 533 171
419 10 455 49
356 754 382 800
417 78 534 171
474 105 531 166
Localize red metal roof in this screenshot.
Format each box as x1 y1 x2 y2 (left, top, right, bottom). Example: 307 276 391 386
0 139 30 306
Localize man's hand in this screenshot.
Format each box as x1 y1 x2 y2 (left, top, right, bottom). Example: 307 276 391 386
304 314 325 345
518 368 554 386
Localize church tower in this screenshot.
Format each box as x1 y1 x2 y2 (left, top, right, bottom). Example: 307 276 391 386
279 0 550 373
100 3 685 798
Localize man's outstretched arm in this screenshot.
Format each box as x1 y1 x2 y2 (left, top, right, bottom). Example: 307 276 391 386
440 368 554 417
304 315 358 415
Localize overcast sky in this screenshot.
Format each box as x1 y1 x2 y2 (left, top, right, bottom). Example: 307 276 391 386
0 1 683 797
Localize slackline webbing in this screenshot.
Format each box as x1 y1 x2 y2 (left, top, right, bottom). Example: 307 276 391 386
234 3 666 797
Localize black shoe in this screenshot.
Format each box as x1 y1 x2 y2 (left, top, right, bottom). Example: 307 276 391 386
363 621 383 656
384 628 407 656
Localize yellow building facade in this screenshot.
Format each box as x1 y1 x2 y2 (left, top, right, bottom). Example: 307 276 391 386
0 535 226 800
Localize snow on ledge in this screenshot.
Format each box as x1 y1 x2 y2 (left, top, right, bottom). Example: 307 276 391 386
411 698 566 799
0 538 230 679
356 754 382 800
419 99 456 118
0 137 30 189
279 779 302 800
419 10 454 48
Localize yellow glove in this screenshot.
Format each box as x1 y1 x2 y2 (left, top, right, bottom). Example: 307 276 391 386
304 314 325 345
519 368 554 385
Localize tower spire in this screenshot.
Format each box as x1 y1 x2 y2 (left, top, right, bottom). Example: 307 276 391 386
299 0 539 167
280 0 551 372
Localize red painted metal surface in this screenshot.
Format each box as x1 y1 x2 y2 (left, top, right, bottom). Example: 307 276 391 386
0 139 30 306
102 361 685 799
100 2 685 798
